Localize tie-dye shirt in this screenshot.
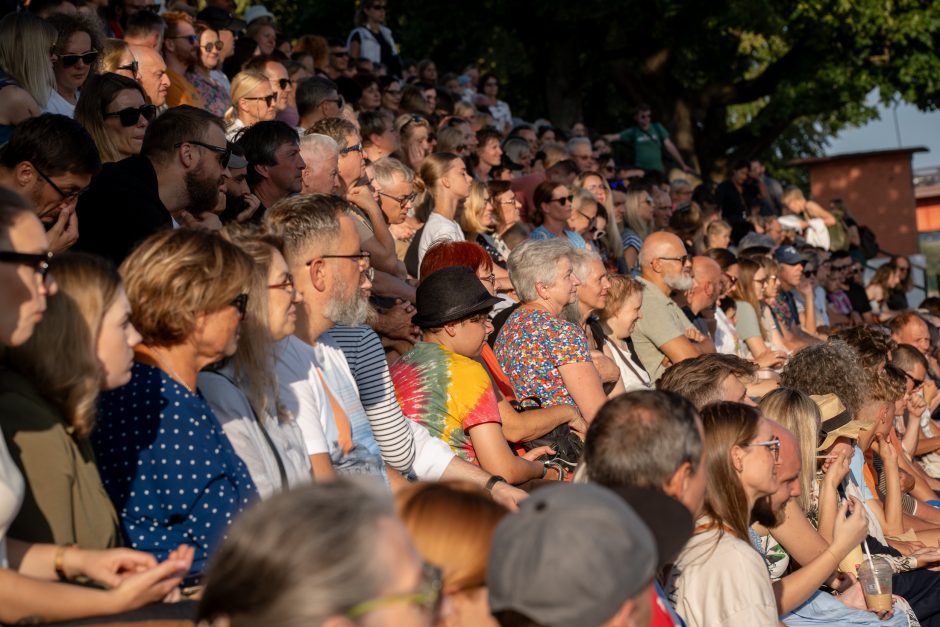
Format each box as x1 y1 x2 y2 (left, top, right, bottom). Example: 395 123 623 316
390 342 501 463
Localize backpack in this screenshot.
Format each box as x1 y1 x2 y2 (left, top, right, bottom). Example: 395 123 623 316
858 225 880 260
827 213 851 252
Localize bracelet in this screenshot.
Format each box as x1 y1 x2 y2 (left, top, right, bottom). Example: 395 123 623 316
541 463 549 479
485 475 506 491
54 544 73 581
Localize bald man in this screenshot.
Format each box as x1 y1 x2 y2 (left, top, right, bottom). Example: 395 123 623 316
681 256 722 352
631 232 710 382
130 45 170 108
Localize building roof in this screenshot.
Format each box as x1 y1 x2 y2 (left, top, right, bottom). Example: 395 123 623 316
790 146 929 167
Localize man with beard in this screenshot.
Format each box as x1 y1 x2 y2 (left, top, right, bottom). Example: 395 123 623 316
74 106 231 265
161 12 204 109
218 144 260 223
631 232 709 382
0 114 100 253
234 121 304 223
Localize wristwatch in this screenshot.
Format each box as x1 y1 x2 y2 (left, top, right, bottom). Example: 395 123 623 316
485 475 507 491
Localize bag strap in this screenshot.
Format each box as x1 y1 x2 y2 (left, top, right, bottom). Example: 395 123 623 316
207 370 289 491
604 335 651 388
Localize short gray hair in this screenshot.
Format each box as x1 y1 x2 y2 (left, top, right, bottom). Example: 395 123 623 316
507 238 575 303
198 479 392 625
264 193 347 264
566 136 591 154
670 178 692 194
299 132 338 158
503 137 530 164
371 156 414 189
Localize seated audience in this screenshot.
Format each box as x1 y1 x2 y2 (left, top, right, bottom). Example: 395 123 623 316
530 180 587 249
46 13 102 118
598 274 652 390
225 70 277 140
235 120 304 223
0 13 58 142
91 229 259 578
75 72 155 164
413 152 472 271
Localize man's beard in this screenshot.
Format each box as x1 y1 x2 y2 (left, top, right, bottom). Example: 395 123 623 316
750 494 786 528
665 273 694 291
185 169 222 214
324 282 369 325
224 190 246 216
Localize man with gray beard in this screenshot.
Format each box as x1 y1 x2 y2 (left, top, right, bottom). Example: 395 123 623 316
631 232 710 382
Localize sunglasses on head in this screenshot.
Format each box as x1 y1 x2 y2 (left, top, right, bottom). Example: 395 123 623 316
59 51 99 68
202 40 224 53
104 104 157 127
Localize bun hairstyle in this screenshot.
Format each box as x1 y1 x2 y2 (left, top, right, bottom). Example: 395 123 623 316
413 152 459 222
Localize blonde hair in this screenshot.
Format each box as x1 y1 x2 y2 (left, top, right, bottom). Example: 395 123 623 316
99 38 132 74
623 187 652 239
459 179 489 236
599 274 644 322
759 388 819 513
0 12 57 108
215 225 288 423
781 186 805 206
6 253 121 437
705 219 731 249
120 229 253 348
413 152 459 222
226 69 270 125
396 481 508 592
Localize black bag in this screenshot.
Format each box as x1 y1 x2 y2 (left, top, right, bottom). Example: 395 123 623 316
858 225 880 260
512 396 584 467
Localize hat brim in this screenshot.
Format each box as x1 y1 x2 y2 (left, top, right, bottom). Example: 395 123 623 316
411 294 502 328
816 419 870 451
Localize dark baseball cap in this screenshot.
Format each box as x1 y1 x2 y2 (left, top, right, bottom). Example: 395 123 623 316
773 245 807 266
196 7 246 32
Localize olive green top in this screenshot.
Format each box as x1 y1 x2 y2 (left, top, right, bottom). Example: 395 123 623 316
0 369 121 549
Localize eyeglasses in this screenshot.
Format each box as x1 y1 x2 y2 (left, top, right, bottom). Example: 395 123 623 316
550 195 574 205
59 51 99 68
346 562 442 619
230 293 249 320
340 142 363 155
117 60 139 75
174 140 232 168
577 210 597 229
267 273 295 293
905 371 925 390
276 78 292 90
104 104 157 127
642 196 654 205
754 276 769 286
659 255 692 265
309 251 375 280
169 34 199 45
723 272 738 287
202 40 224 52
0 250 54 285
747 436 781 462
378 190 417 208
244 93 277 107
479 273 496 288
803 267 817 278
32 164 87 204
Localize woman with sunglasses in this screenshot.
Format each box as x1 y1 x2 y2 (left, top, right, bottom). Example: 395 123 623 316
224 70 276 141
667 402 781 627
75 73 154 163
186 23 228 118
530 181 588 249
199 226 311 500
45 13 102 118
91 229 259 579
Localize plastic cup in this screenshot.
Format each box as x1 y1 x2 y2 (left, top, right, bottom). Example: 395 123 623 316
857 555 893 612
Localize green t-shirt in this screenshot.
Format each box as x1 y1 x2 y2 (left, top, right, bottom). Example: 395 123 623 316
619 122 669 172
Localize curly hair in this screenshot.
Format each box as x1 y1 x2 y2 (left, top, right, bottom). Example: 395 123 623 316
830 324 896 372
780 340 865 418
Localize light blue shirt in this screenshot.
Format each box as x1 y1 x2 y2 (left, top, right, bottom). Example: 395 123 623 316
530 225 587 249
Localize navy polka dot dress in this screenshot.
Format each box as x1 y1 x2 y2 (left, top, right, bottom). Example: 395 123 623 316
91 362 258 577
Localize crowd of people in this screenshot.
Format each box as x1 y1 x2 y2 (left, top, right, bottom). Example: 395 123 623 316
1 0 940 625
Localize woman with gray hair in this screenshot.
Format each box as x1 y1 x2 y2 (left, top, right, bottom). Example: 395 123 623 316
494 239 610 422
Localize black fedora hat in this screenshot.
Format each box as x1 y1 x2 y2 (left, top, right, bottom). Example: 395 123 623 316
412 266 503 329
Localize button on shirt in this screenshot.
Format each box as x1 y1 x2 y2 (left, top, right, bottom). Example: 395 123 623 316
92 362 258 577
631 277 693 382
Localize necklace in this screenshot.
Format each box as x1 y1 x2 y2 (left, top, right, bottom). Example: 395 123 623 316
146 349 196 395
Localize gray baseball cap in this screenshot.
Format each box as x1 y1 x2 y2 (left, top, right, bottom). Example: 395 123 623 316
487 483 657 627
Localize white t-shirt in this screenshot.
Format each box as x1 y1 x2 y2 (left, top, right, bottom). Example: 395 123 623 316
418 212 464 271
0 426 25 568
198 367 311 500
44 90 76 117
667 525 779 627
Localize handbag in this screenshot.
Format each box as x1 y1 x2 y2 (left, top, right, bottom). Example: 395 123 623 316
512 396 584 467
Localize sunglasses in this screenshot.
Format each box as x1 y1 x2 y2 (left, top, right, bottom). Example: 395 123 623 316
577 210 597 228
905 371 925 390
104 104 157 127
59 51 99 68
803 267 817 277
169 34 199 46
173 140 232 169
117 60 139 75
244 93 277 107
230 293 249 320
340 142 363 155
378 190 416 209
202 40 224 52
0 250 54 285
276 78 292 90
550 195 574 205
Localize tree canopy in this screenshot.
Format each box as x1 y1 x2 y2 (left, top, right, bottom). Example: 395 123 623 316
272 0 940 179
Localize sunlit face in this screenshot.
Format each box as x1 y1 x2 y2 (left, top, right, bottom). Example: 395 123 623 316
495 190 520 228
136 47 170 107
96 287 142 390
103 88 149 158
199 29 222 70
266 249 301 342
444 158 472 199
582 175 607 206
239 81 276 124
541 256 581 309
55 31 95 93
478 138 502 168
0 214 56 347
736 416 779 498
543 185 573 223
376 172 414 225
265 61 291 112
577 259 610 312
609 291 642 339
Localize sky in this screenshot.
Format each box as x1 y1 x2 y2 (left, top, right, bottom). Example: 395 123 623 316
824 91 940 172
